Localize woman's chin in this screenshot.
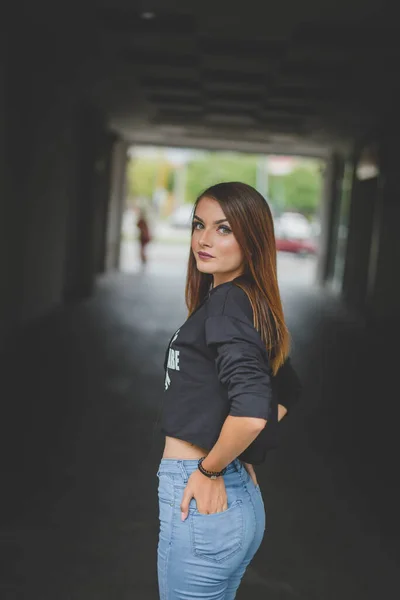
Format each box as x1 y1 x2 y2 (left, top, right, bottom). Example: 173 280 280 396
195 262 215 275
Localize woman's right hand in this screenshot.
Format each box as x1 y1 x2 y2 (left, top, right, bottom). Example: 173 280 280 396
180 470 228 521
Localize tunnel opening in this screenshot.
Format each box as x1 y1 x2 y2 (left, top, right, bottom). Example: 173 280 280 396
119 144 324 292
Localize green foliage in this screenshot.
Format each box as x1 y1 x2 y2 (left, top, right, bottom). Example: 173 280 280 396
127 150 323 218
269 164 322 217
126 157 162 203
166 169 175 193
184 153 258 202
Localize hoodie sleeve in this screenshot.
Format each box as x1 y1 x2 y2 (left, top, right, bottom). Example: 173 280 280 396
205 286 273 420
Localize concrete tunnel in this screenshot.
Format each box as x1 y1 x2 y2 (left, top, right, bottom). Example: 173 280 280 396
2 2 400 599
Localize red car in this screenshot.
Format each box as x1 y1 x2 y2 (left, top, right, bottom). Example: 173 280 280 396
275 236 317 255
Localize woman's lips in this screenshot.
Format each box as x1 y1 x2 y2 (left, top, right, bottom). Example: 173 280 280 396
198 251 215 260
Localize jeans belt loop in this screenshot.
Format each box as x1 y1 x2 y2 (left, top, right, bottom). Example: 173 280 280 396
178 460 189 483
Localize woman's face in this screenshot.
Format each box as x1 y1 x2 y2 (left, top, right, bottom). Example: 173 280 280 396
191 196 244 287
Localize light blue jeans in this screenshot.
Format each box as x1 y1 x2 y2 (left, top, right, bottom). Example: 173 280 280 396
157 458 266 599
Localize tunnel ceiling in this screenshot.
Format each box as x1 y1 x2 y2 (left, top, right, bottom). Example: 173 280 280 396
29 0 400 156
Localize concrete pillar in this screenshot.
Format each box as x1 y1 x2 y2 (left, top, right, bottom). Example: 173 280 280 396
63 106 109 301
366 139 400 323
105 140 129 271
316 153 345 285
2 28 38 337
342 159 378 312
92 132 117 276
0 33 7 349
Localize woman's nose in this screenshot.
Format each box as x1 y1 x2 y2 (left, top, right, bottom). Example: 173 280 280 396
199 228 212 246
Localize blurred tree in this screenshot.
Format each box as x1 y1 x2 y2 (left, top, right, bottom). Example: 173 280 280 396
126 157 164 205
269 164 322 217
166 169 175 193
185 153 258 202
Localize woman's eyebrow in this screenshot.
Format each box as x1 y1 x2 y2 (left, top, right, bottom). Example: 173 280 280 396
193 215 229 225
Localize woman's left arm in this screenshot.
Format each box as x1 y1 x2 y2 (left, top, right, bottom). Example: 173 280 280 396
201 415 266 473
180 302 276 520
180 415 265 520
203 407 286 485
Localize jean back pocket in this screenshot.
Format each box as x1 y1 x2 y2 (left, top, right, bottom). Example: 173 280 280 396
189 499 244 563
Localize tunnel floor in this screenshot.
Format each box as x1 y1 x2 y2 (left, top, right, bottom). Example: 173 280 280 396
4 269 400 600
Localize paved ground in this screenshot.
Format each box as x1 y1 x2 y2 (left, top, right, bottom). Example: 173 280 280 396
3 249 400 599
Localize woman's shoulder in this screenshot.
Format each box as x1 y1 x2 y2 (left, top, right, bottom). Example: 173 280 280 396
206 281 253 323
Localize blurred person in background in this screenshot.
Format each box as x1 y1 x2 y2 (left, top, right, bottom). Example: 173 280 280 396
136 208 151 266
157 182 301 599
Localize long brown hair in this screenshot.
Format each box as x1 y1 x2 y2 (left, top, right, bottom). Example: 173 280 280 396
185 181 290 374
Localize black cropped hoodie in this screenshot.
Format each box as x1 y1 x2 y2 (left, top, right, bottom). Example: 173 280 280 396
161 279 301 464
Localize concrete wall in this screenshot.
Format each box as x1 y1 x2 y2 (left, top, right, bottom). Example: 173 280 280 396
0 32 7 349
2 31 35 344
63 107 113 301
18 107 77 320
16 100 116 317
0 22 123 349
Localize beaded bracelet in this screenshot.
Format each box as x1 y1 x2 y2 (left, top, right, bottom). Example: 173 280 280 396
197 456 227 480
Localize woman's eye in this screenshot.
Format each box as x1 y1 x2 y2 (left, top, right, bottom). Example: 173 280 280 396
192 221 203 230
218 225 232 234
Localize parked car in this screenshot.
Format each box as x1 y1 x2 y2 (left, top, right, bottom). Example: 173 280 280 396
274 212 317 255
275 236 317 255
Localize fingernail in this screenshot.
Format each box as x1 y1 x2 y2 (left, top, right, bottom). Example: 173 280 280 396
181 512 186 521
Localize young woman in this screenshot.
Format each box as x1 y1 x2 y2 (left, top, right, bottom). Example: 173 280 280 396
158 182 301 599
